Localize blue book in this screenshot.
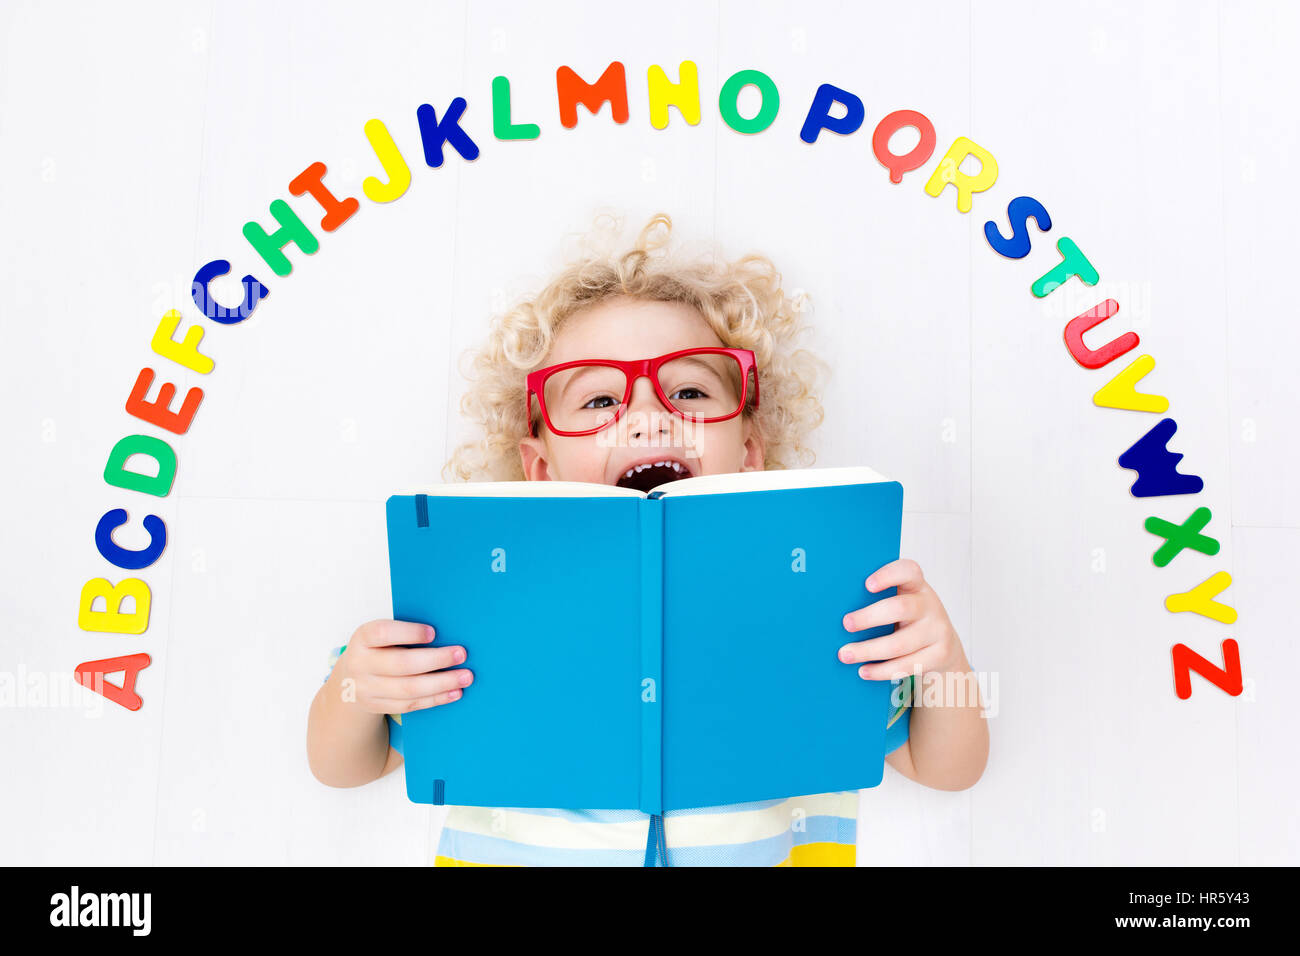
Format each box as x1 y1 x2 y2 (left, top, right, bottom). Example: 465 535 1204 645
385 465 904 813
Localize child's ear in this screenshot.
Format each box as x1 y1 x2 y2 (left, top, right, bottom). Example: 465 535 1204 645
518 434 553 481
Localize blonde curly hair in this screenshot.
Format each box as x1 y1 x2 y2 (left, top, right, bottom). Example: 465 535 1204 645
443 212 830 483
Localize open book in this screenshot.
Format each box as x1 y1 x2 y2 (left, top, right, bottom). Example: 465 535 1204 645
385 465 904 813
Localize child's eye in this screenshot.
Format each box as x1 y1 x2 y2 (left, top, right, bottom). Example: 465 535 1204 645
671 387 707 401
582 395 620 410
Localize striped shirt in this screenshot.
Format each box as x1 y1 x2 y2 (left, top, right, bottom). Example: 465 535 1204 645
326 645 912 866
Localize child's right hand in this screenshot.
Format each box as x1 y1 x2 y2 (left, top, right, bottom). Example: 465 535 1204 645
339 619 473 714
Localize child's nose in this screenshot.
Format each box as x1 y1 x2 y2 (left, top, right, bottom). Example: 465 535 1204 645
625 377 676 436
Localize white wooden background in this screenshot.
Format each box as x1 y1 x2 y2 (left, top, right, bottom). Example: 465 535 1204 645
2 0 1296 865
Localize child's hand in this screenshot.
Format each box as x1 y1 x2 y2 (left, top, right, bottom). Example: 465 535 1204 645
339 619 474 714
837 559 963 680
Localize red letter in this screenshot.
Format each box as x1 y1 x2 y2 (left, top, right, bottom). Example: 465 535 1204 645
125 368 203 434
1063 299 1139 370
1172 639 1242 699
872 109 936 184
75 653 152 711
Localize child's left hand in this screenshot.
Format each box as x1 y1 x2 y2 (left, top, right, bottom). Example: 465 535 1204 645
837 558 964 680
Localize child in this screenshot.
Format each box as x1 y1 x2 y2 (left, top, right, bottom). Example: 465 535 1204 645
306 213 989 866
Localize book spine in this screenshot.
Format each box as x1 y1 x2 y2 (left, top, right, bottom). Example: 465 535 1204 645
638 495 664 815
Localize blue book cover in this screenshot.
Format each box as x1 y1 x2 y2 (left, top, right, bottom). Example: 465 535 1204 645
385 465 904 813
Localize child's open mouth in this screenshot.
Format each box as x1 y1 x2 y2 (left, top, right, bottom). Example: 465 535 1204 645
614 458 694 492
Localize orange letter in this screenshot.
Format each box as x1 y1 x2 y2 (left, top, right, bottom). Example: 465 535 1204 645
125 368 203 434
557 62 629 128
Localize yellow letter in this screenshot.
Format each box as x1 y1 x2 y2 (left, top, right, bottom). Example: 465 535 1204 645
1093 354 1169 413
151 309 214 375
924 136 998 213
1165 571 1237 624
647 61 700 129
362 118 411 203
78 577 152 634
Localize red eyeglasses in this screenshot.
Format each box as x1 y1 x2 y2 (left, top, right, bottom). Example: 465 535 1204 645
526 346 759 437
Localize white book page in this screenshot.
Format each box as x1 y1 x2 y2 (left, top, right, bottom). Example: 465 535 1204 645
393 480 643 498
395 466 890 500
656 464 891 497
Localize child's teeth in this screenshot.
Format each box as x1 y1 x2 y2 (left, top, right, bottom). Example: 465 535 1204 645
621 461 688 479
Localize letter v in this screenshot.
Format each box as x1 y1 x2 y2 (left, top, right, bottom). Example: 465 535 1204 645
1094 354 1169 413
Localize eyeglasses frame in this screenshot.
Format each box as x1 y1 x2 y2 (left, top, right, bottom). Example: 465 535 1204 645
526 346 760 438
